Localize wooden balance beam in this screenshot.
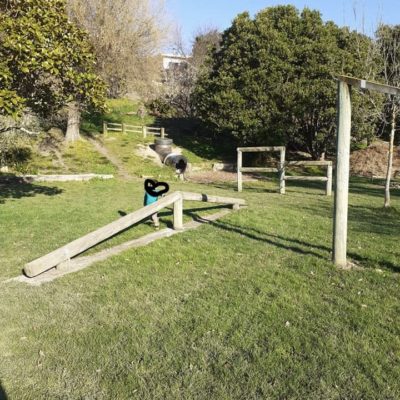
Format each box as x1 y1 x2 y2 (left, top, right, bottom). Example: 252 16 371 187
24 191 245 278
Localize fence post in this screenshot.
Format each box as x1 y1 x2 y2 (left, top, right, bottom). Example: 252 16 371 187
122 123 126 134
142 126 147 139
103 121 108 136
161 127 165 138
326 164 333 196
237 149 243 192
173 196 183 230
279 147 286 194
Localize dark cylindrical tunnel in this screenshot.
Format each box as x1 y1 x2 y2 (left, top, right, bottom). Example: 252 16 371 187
154 138 188 174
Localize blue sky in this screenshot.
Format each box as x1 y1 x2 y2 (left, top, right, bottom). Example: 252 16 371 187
166 0 400 49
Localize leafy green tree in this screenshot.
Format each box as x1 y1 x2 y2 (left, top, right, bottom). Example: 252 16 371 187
194 6 381 159
0 0 106 140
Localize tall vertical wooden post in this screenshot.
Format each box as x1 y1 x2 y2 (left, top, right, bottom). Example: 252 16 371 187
161 127 165 138
279 147 286 195
237 149 243 192
173 197 183 230
142 126 147 138
333 81 352 267
103 121 108 136
326 164 333 196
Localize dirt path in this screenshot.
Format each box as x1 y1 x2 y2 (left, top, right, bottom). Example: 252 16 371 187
88 137 134 180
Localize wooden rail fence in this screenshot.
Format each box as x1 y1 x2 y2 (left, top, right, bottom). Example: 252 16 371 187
237 146 332 195
24 191 245 278
103 121 165 138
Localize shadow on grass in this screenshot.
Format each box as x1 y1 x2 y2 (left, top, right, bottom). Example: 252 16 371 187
188 216 400 273
0 382 7 400
0 176 63 204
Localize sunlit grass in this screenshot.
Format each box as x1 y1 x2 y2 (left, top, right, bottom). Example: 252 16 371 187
1 176 399 399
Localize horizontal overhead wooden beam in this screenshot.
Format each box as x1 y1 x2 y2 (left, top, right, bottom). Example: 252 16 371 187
337 75 400 96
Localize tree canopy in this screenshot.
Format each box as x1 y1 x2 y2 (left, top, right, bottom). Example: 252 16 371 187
194 5 381 159
0 0 106 119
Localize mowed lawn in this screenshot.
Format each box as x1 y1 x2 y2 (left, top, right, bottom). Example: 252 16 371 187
0 177 399 399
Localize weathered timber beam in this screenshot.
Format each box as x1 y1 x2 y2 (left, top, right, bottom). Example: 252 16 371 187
181 191 246 206
24 192 183 278
284 176 328 181
240 167 278 172
337 75 400 96
286 161 332 166
237 146 285 152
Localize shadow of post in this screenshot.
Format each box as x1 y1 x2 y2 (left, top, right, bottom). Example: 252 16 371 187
186 215 400 273
0 382 8 400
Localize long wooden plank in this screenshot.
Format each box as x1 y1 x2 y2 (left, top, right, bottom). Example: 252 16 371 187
107 123 122 127
24 192 182 277
125 125 142 129
287 161 332 166
240 167 278 172
285 176 328 181
237 146 285 152
337 75 400 96
181 191 246 206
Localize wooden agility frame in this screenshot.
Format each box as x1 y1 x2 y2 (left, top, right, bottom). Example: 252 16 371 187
237 146 286 194
237 147 332 195
333 75 400 267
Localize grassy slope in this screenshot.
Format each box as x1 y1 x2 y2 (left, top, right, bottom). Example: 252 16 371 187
15 98 216 177
88 99 218 178
1 176 399 399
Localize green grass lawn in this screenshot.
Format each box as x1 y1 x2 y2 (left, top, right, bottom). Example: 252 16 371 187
1 176 399 399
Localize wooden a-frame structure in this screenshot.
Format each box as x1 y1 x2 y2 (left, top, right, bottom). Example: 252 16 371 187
333 75 400 267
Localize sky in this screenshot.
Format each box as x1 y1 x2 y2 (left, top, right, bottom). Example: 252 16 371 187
165 0 400 51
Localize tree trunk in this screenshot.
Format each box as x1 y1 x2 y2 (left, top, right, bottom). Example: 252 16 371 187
65 102 81 142
384 104 396 208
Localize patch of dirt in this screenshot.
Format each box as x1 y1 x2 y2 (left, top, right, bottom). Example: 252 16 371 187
351 141 400 178
186 170 258 184
88 137 133 180
135 144 163 166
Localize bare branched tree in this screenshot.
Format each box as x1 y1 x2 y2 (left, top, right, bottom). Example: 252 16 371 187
160 26 221 117
376 24 400 207
67 0 170 98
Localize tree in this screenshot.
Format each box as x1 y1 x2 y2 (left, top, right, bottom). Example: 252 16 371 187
193 6 381 159
0 0 106 141
158 27 221 117
66 0 169 98
375 24 400 207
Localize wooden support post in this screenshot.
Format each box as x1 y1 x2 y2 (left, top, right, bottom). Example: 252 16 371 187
122 123 126 134
173 197 183 230
237 149 243 192
333 81 351 268
326 164 333 196
279 147 286 194
161 127 165 138
142 126 147 138
103 121 108 136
